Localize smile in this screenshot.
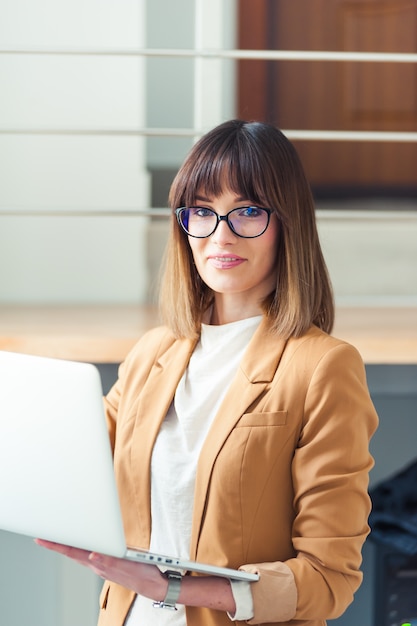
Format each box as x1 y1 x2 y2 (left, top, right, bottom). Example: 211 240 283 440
208 255 245 269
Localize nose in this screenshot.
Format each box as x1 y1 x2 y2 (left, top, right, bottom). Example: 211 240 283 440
211 216 237 245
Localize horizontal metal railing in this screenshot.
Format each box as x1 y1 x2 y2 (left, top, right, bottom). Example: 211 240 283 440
1 47 417 63
1 47 416 142
1 45 416 218
0 127 416 142
0 207 172 217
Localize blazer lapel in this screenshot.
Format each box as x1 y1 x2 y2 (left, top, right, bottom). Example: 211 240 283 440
190 318 288 557
130 335 198 546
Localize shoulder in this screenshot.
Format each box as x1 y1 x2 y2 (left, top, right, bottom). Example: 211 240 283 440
274 325 368 394
287 325 364 366
123 325 178 366
108 326 185 400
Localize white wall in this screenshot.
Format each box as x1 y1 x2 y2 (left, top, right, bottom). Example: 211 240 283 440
317 204 417 305
0 0 150 304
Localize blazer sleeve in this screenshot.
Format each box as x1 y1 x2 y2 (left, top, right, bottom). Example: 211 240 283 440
241 341 379 624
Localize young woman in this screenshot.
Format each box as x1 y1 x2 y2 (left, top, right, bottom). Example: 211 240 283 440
37 119 378 626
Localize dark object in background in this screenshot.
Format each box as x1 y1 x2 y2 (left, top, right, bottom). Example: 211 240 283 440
373 546 417 626
370 461 417 626
369 459 417 556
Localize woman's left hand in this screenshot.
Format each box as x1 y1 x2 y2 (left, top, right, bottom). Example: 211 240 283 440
35 538 237 613
34 539 168 602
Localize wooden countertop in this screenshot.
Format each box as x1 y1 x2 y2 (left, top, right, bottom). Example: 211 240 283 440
332 306 417 365
0 305 158 363
0 304 416 364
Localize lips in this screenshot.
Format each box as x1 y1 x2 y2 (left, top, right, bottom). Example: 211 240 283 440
208 254 245 269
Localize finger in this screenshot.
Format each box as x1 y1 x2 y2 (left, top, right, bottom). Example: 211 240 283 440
34 539 92 563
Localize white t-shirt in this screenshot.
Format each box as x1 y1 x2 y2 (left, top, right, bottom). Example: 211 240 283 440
125 316 261 625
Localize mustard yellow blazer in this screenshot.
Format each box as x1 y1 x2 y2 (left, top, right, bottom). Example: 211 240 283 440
97 319 378 626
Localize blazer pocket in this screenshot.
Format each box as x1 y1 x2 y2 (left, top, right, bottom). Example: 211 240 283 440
237 411 287 427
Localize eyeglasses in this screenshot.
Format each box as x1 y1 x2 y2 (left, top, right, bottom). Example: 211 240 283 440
175 206 272 239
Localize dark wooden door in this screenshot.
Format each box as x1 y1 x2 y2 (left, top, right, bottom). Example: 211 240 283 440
238 0 417 194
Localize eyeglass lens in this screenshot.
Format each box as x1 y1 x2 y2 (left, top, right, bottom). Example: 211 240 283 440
178 206 270 238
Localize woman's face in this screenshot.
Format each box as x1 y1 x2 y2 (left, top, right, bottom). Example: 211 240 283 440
187 189 279 318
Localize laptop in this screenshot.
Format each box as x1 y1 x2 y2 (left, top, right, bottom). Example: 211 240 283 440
0 350 258 582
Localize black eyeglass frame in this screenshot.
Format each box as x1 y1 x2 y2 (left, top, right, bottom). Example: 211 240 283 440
175 206 273 239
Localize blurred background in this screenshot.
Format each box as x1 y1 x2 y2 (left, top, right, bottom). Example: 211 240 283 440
0 1 416 625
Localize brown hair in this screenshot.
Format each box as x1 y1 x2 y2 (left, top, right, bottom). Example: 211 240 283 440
159 119 334 339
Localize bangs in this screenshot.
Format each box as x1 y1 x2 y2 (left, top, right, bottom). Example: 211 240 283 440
184 155 265 206
172 128 272 209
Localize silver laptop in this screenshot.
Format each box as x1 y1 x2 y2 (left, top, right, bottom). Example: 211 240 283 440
0 350 258 582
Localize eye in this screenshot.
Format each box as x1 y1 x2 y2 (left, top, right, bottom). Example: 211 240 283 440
190 206 215 218
238 206 263 217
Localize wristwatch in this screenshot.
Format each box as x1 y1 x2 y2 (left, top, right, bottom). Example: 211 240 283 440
153 569 183 610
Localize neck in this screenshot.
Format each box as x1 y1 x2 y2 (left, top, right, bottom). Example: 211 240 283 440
209 297 263 326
